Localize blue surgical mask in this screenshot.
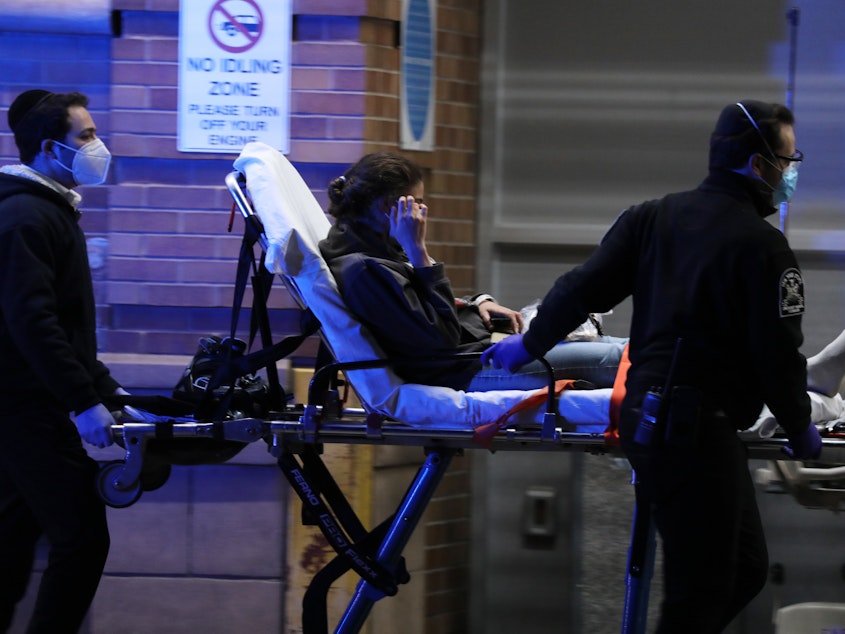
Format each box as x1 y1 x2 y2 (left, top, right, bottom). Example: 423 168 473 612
773 163 799 205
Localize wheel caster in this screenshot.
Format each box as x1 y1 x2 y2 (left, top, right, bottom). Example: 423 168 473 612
97 460 142 508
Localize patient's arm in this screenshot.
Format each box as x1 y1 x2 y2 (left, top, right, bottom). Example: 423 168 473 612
807 329 845 397
477 300 524 334
341 256 464 353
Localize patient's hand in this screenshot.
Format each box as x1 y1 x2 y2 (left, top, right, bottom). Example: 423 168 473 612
477 301 524 334
390 196 430 268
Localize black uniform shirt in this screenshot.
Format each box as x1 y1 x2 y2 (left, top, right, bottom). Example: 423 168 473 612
522 169 811 435
0 173 119 416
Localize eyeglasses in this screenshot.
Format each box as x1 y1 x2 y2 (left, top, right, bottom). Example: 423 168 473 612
775 149 803 164
735 102 805 167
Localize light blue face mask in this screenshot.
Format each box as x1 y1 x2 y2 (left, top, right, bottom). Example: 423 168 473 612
773 162 799 205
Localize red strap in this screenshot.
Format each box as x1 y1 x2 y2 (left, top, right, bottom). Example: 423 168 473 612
472 379 578 448
227 202 237 233
604 343 631 446
473 343 632 449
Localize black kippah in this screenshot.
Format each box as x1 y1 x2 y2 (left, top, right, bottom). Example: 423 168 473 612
713 100 775 137
7 89 54 132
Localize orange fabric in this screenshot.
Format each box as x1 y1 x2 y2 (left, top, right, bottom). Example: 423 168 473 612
472 379 578 448
604 343 631 446
473 343 632 449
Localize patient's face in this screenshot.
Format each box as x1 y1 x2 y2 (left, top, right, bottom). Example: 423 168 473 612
408 181 424 203
376 181 425 216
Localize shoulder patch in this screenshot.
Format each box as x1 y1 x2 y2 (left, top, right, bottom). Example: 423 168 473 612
779 268 805 317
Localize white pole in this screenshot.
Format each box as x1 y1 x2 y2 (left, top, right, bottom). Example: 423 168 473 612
780 7 800 234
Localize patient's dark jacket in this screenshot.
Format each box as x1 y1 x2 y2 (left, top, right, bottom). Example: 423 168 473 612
0 173 119 416
522 169 811 436
319 218 489 389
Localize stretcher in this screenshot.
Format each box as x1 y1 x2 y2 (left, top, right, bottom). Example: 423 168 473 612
97 142 845 634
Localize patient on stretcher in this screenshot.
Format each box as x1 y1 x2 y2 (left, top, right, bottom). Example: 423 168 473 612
318 152 627 393
229 142 623 430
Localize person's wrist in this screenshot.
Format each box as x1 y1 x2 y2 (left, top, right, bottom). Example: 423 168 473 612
406 246 434 268
408 249 432 268
471 293 495 308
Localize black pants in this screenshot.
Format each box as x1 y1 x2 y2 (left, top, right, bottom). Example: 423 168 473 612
622 411 769 634
0 406 110 634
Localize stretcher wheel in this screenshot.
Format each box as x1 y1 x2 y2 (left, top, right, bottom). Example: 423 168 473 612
97 460 142 508
140 461 172 492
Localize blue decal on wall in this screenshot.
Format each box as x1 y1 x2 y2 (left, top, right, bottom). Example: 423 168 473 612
403 0 433 142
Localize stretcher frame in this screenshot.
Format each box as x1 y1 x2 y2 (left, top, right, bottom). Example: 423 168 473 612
102 407 845 634
97 148 845 634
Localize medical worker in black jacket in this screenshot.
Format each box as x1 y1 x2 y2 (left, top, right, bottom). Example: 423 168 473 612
0 90 125 633
483 100 823 633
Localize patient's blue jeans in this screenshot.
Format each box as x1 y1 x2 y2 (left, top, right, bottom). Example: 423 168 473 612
467 336 627 392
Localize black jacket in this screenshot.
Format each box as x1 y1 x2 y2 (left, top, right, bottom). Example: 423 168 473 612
319 218 489 389
522 170 811 435
0 173 119 415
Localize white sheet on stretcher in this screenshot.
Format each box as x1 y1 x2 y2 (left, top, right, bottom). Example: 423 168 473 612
232 142 612 433
743 391 845 439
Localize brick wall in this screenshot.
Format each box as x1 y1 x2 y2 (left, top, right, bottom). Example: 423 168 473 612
0 1 480 362
0 27 114 295
95 0 480 362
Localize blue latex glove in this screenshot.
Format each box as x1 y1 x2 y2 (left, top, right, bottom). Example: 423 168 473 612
74 403 115 449
782 422 823 460
480 333 534 372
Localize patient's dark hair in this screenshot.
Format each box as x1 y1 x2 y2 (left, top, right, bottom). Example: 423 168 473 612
327 152 424 220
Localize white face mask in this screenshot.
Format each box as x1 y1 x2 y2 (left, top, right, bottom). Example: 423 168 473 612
52 138 112 186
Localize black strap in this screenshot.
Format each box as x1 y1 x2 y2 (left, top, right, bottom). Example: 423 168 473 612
231 232 258 344
277 448 402 596
199 234 258 420
301 518 408 634
211 313 320 388
300 445 368 538
249 253 285 408
204 220 322 417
